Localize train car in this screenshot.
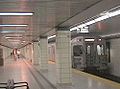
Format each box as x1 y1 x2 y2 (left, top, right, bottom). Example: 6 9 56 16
71 36 86 70
71 36 110 73
48 36 110 73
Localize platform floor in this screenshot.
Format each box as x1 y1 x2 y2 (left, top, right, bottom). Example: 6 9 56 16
0 59 119 89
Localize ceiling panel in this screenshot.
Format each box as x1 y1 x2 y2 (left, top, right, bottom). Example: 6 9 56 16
0 0 105 48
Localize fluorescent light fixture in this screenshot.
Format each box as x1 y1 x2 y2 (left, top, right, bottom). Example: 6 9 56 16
84 26 89 29
70 5 120 32
22 41 26 42
80 27 89 33
77 24 86 28
85 39 95 41
109 10 120 17
94 15 109 22
0 30 25 33
70 27 79 31
100 33 120 37
48 35 56 39
0 12 33 16
85 20 96 25
0 24 28 27
70 26 89 33
5 36 22 39
70 27 76 31
99 39 101 41
6 37 22 39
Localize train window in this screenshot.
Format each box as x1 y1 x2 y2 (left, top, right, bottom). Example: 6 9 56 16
87 45 91 54
106 42 110 62
73 45 83 56
97 45 104 55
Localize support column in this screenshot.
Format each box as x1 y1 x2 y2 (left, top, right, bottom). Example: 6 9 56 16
56 27 72 85
24 46 27 59
26 45 29 60
22 47 26 59
33 42 40 65
20 47 25 58
39 36 48 70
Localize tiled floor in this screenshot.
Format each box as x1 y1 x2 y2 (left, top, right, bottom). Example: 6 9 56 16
0 59 119 89
0 59 41 89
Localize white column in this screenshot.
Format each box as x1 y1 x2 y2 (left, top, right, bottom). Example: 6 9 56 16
20 48 25 56
33 42 40 65
56 27 72 85
25 44 34 61
24 46 27 59
26 45 29 59
39 36 48 70
22 47 26 58
26 44 33 60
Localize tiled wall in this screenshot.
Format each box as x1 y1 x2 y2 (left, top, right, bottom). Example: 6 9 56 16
56 31 72 84
110 38 120 77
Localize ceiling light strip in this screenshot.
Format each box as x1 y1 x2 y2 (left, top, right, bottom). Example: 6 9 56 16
101 33 120 37
85 39 95 41
70 5 120 32
5 36 22 37
0 24 28 27
0 12 33 16
0 30 25 33
48 35 56 39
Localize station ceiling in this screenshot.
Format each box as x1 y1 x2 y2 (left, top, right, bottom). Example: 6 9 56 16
0 0 120 49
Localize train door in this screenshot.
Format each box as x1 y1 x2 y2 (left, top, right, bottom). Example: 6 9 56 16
72 45 85 70
86 42 95 68
106 41 110 63
93 38 109 73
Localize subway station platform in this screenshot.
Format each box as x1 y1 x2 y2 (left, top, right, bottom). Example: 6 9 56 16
0 0 120 89
0 58 119 89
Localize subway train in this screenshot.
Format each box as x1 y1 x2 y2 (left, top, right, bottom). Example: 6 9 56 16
48 36 120 83
71 36 110 73
48 36 110 73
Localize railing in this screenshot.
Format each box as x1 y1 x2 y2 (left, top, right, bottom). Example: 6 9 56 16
0 79 29 89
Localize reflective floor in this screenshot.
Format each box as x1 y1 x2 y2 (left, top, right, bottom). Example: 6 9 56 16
0 60 40 89
35 61 120 89
0 58 119 89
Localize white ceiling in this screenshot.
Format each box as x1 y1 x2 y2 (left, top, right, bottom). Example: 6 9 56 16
0 0 120 49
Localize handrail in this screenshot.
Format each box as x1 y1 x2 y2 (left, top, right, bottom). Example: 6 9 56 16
0 79 29 89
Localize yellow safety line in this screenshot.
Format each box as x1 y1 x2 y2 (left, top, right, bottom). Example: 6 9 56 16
73 69 120 89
